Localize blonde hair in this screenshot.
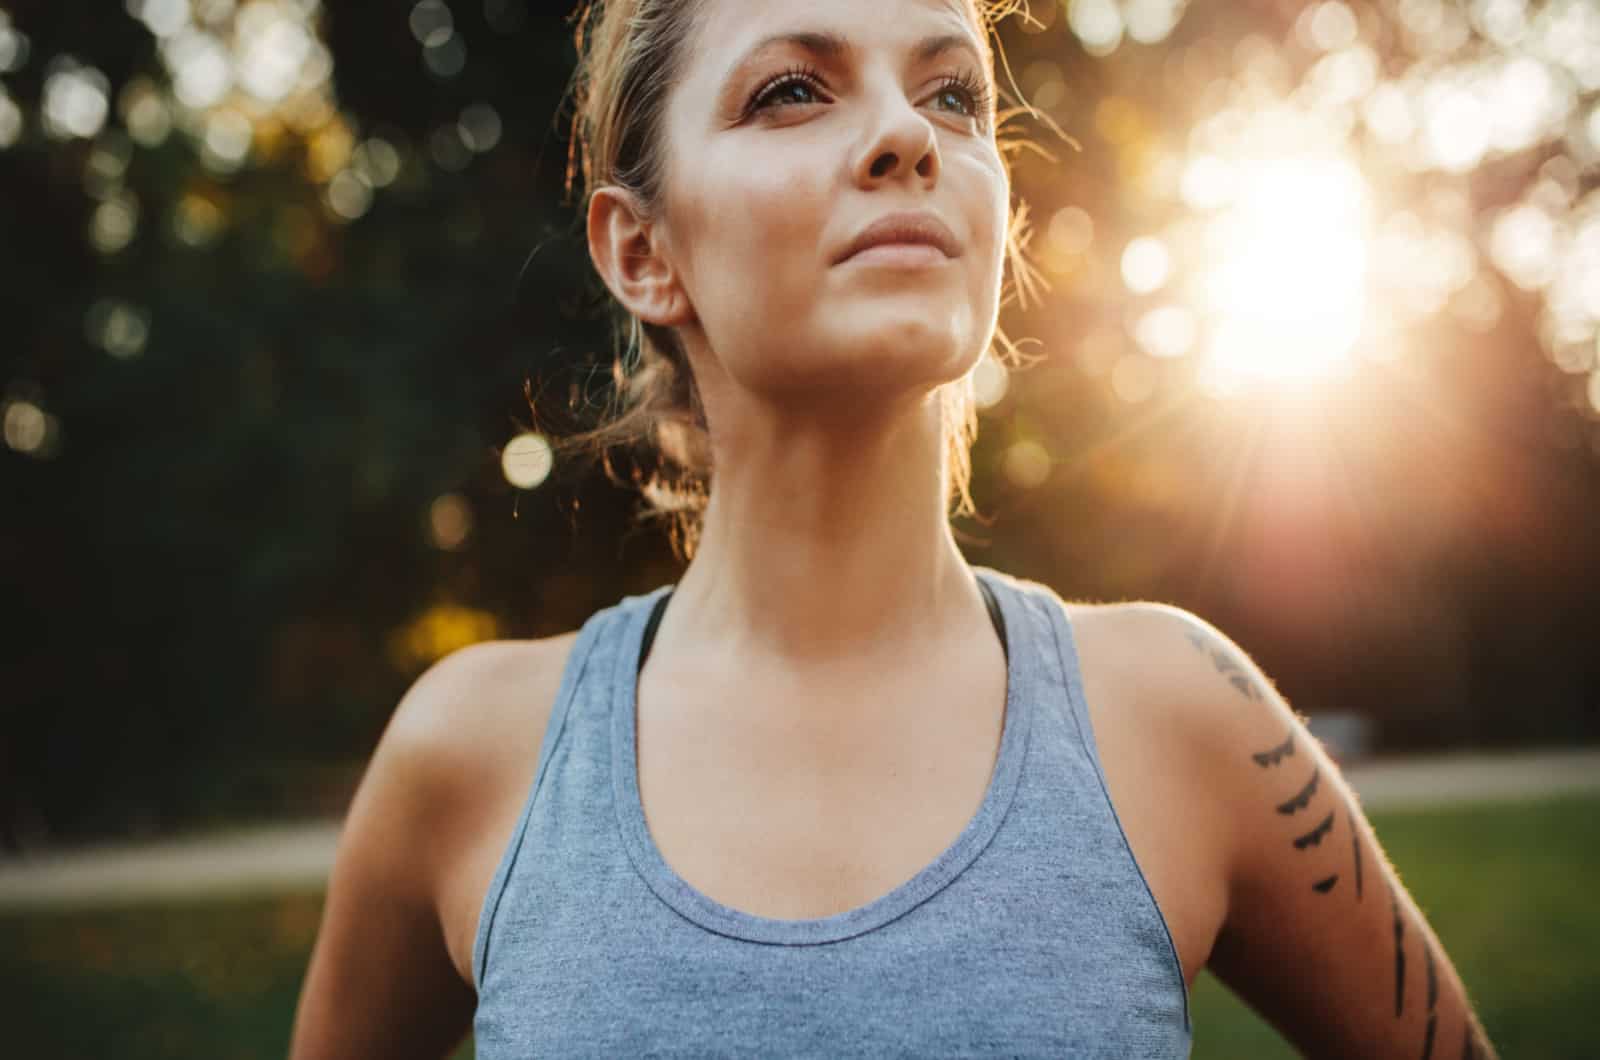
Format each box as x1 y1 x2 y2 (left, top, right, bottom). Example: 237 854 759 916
553 0 1039 561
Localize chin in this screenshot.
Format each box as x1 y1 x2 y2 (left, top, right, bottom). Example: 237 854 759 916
737 330 971 406
840 314 977 385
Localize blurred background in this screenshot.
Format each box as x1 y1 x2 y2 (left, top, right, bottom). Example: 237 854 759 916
1 0 1596 1057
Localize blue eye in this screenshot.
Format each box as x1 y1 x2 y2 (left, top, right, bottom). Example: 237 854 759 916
745 65 992 128
932 72 990 120
749 67 829 113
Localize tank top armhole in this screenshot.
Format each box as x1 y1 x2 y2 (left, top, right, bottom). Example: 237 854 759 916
1036 591 1193 1034
471 608 613 992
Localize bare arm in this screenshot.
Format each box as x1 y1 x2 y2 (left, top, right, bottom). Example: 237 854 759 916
1156 606 1499 1059
287 648 496 1060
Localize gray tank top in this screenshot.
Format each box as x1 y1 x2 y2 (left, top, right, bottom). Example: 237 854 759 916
472 566 1191 1056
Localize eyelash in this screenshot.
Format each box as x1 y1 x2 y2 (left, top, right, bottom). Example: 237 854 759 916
744 64 993 124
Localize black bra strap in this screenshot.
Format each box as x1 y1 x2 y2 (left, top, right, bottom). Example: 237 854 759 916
977 575 1008 663
637 575 1007 675
638 590 672 675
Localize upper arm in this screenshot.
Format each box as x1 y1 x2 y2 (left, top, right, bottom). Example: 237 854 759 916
288 642 524 1060
1141 605 1500 1060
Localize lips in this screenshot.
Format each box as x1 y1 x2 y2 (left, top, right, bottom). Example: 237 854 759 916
834 212 961 265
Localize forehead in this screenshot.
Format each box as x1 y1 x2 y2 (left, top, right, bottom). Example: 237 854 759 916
685 0 989 78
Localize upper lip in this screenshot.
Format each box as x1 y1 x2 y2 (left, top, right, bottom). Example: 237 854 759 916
834 212 961 264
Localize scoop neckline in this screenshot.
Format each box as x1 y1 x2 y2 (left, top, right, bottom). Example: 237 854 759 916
609 566 1032 946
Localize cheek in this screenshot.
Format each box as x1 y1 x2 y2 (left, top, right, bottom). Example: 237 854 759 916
671 148 829 314
954 154 1010 306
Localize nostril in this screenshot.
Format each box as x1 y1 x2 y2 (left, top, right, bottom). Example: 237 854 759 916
870 152 898 179
916 154 935 178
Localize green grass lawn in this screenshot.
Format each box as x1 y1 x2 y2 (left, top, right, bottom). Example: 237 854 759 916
2 792 1595 1058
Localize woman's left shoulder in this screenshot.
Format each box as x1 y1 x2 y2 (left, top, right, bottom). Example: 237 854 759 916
1064 599 1310 801
1063 600 1283 720
1066 605 1500 1058
1059 600 1250 987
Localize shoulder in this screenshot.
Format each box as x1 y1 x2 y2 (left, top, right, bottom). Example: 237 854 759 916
1062 598 1287 730
296 631 586 1047
349 632 586 987
358 633 583 895
383 634 582 774
1067 600 1355 885
1061 600 1303 860
1070 607 1496 1057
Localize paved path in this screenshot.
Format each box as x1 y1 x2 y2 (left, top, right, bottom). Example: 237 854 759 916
2 747 1597 911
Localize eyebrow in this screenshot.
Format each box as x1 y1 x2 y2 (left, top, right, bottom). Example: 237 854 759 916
731 30 986 77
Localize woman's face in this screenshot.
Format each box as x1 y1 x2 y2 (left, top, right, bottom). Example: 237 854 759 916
655 0 1009 409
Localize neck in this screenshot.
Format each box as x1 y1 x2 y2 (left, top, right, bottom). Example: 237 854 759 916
665 390 982 667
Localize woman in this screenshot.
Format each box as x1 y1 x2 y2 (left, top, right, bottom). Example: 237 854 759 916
291 0 1499 1056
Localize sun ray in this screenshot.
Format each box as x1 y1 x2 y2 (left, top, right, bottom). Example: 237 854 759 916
1194 401 1269 595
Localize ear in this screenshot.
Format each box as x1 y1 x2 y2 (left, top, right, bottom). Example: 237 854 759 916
587 187 694 328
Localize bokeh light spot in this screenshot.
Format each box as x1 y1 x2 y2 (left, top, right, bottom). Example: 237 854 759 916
423 33 466 79
1111 353 1159 403
1002 440 1052 489
429 124 471 171
458 102 502 153
351 137 402 187
43 59 110 140
501 432 553 490
236 4 314 103
325 170 373 221
1301 2 1359 52
1124 0 1184 46
85 298 151 358
408 0 454 47
3 399 58 457
201 108 253 173
1121 236 1172 294
1134 305 1196 359
1490 203 1557 291
1047 205 1094 257
0 93 24 149
128 0 189 38
972 351 1009 410
119 77 173 146
90 194 140 254
164 28 234 108
428 493 474 551
1069 0 1124 57
173 193 224 247
0 19 31 74
1421 81 1488 172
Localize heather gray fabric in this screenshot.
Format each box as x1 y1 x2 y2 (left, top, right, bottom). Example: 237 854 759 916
472 566 1192 1057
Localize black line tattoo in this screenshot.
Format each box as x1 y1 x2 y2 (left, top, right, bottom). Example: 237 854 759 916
1292 810 1335 850
1348 800 1364 900
1312 874 1338 893
1251 731 1295 767
1425 938 1437 1010
1185 630 1265 700
1391 883 1406 1018
1462 1022 1474 1060
1276 767 1320 814
1421 938 1439 1059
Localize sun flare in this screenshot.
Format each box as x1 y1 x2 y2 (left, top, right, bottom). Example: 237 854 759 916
1197 156 1372 394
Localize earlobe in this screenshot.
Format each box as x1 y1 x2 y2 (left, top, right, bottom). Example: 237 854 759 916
587 187 693 328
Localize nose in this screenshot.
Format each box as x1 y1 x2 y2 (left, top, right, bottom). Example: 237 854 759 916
851 82 941 189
